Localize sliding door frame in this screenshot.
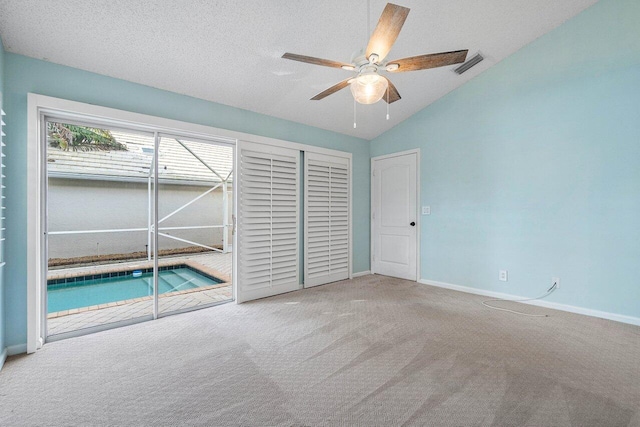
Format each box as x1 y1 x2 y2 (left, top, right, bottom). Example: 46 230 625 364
27 95 237 351
27 94 352 353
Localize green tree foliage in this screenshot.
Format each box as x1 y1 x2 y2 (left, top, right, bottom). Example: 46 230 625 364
47 122 127 151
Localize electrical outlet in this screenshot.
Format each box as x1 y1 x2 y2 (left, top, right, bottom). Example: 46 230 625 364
552 277 560 289
499 270 508 281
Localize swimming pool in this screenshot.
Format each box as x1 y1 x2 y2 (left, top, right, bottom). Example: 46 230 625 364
47 265 223 313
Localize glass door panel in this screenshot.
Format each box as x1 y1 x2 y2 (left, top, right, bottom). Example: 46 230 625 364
46 121 156 338
156 135 233 315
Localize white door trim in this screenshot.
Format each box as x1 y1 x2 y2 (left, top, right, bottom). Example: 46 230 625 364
370 148 421 281
26 97 45 353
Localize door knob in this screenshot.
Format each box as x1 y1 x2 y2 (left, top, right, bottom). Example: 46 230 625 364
410 222 416 226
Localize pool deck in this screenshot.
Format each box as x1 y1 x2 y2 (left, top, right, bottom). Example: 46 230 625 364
47 252 232 336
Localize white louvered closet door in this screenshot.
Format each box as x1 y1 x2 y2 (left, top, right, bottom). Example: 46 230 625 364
304 152 350 287
237 141 300 303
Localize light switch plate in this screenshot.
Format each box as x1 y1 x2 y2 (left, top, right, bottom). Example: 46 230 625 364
422 206 431 215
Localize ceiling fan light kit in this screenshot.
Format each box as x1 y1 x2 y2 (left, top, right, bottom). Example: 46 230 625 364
350 69 389 104
282 2 469 107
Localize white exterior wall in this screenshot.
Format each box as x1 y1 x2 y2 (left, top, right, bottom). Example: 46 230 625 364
48 178 232 259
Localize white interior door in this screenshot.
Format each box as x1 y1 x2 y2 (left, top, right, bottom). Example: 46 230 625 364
372 151 418 281
304 152 350 287
236 141 300 302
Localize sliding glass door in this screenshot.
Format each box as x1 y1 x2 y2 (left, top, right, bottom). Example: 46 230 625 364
46 122 156 337
156 135 234 315
45 119 234 340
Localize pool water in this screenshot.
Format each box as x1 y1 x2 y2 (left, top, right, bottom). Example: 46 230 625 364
48 267 222 313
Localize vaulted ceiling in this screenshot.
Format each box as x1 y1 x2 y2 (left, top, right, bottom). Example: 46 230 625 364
0 0 598 140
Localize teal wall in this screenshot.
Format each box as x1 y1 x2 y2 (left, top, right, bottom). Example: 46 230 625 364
0 39 5 355
4 0 639 351
3 53 370 348
371 0 640 319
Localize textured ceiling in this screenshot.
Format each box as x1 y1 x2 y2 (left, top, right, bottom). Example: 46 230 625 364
0 0 598 140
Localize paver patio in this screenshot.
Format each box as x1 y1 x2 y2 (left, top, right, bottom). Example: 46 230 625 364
47 252 232 336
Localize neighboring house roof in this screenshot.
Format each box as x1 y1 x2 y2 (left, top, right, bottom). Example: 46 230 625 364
47 129 234 185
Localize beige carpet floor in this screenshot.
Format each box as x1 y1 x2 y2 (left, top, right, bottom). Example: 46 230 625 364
1 275 639 426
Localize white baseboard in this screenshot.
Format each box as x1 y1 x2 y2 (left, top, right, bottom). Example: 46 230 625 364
352 270 371 278
418 279 640 327
7 343 28 356
0 343 27 371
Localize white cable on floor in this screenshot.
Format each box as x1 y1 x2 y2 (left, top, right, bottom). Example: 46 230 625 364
482 282 558 317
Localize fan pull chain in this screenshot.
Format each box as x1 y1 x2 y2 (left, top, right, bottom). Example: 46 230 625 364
353 98 357 128
386 89 390 120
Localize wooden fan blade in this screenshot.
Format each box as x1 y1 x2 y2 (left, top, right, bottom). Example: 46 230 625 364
311 78 352 100
386 50 468 72
383 77 401 104
366 3 410 62
282 53 352 69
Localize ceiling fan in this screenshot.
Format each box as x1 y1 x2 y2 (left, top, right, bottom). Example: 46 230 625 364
282 3 468 105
